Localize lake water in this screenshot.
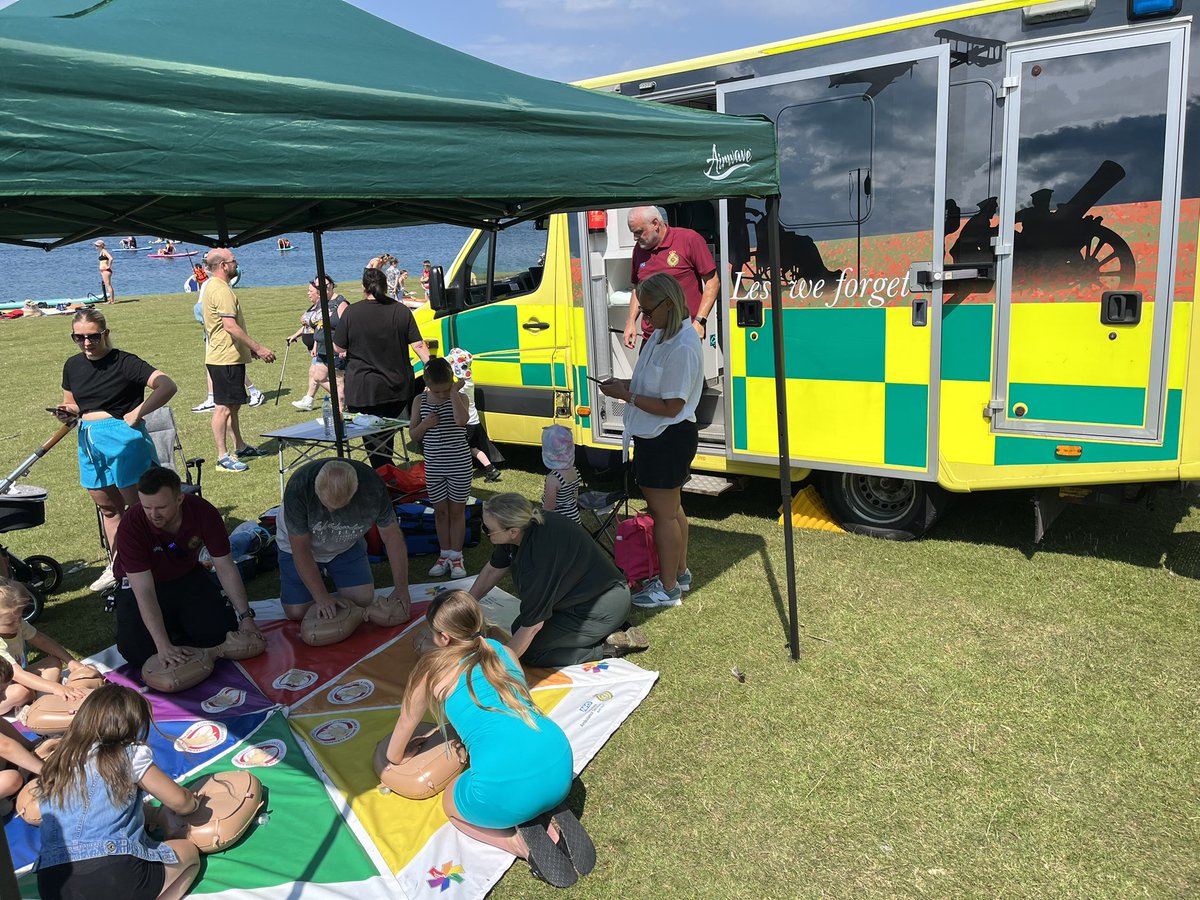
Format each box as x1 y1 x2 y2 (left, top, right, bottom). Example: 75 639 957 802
0 223 542 304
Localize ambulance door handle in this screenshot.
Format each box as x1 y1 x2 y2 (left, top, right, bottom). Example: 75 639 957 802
912 299 929 327
522 318 550 332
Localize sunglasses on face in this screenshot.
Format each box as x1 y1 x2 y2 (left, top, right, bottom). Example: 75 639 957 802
71 330 108 344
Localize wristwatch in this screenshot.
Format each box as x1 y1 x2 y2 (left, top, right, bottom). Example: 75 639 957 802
237 608 257 621
697 316 708 327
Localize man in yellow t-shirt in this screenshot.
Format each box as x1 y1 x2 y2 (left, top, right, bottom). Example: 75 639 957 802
202 248 276 472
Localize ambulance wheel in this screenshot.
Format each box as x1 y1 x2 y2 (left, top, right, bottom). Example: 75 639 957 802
817 471 946 541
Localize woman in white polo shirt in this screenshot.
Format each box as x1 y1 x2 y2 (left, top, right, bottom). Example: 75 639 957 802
598 273 703 608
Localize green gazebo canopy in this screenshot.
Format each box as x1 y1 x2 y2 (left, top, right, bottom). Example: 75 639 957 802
0 0 779 247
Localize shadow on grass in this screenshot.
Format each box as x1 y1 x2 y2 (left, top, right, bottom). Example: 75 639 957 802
929 485 1199 575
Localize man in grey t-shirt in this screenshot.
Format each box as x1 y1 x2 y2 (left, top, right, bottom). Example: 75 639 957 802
276 458 409 620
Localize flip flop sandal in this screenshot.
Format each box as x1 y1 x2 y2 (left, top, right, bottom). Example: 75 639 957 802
517 821 577 888
548 805 596 876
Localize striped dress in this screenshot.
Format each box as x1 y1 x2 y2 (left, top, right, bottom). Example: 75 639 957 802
549 467 581 524
419 394 472 503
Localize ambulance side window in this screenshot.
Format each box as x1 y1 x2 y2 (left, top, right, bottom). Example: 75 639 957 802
459 221 550 307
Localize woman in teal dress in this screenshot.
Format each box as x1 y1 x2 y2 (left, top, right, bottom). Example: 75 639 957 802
383 590 596 888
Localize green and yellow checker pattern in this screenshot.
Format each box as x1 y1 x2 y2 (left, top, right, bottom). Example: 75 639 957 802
729 305 933 472
937 301 1189 488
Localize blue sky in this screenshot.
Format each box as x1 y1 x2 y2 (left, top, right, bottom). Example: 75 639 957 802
346 1 943 82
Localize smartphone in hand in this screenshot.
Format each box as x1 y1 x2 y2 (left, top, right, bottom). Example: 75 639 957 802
586 374 613 385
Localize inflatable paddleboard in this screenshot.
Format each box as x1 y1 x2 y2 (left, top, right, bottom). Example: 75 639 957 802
113 247 140 252
0 297 95 310
147 251 198 259
278 246 296 252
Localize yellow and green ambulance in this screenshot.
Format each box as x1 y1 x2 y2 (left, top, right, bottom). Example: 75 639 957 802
419 0 1199 539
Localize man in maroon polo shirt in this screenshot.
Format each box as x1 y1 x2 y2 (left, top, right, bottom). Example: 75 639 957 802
622 206 718 350
113 466 261 669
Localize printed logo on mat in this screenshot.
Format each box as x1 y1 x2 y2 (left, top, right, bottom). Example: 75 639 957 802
311 718 360 745
174 720 227 753
272 669 319 691
427 860 465 891
232 739 286 769
201 687 247 714
581 661 609 674
328 679 375 705
577 691 614 728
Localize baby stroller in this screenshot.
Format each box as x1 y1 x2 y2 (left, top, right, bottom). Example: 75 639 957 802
0 424 74 623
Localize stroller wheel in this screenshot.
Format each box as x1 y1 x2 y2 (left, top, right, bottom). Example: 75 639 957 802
22 585 45 624
24 555 62 594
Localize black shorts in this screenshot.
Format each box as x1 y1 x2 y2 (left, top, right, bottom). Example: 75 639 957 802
115 565 237 669
633 420 698 490
207 363 248 406
465 423 484 452
38 854 165 900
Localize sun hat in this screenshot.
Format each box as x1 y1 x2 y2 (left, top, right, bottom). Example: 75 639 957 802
542 424 574 470
446 347 472 380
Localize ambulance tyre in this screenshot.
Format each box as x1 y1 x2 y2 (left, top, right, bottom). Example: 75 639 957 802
817 471 947 541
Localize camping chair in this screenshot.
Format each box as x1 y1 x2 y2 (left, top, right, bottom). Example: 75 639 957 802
144 406 205 494
578 463 633 556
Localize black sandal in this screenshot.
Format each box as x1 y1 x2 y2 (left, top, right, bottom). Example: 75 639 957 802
517 820 577 888
548 804 596 876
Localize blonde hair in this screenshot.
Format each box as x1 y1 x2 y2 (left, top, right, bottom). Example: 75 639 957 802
483 492 543 531
404 590 540 729
314 461 358 509
636 273 686 339
0 578 33 616
71 308 108 331
39 684 152 808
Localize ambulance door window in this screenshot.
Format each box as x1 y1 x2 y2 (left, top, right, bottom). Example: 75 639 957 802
460 221 549 307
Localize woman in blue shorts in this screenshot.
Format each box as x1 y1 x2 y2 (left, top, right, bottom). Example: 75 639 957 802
54 309 176 590
383 590 595 888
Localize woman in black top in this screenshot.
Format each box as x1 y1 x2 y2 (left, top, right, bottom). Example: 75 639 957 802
469 492 637 667
54 310 177 589
334 267 430 468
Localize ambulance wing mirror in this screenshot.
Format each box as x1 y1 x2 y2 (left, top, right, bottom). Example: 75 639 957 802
428 266 451 313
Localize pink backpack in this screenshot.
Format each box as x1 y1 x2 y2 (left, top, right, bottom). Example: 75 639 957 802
614 513 659 586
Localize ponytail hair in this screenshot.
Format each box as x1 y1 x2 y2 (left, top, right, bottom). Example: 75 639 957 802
39 684 152 807
483 492 543 531
403 590 540 729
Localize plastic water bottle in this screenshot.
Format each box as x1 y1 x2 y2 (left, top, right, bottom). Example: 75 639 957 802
322 396 333 436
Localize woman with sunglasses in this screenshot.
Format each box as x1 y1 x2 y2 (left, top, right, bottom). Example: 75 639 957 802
469 493 642 667
597 273 702 609
54 309 177 592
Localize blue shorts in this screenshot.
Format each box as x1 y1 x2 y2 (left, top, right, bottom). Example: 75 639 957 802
77 418 159 490
277 539 372 606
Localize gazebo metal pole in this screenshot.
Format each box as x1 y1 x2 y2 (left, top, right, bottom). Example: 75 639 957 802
766 195 800 661
312 229 346 457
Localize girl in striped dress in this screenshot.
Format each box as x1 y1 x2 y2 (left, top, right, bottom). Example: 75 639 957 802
541 424 581 525
411 357 472 579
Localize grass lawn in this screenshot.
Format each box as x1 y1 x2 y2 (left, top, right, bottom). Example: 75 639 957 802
3 289 1197 898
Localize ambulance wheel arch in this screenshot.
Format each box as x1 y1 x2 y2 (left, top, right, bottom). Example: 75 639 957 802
817 470 949 541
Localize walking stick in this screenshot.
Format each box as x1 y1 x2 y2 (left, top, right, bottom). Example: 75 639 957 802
274 339 292 406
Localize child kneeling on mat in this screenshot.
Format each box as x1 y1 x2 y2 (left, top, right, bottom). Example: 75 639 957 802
0 657 49 809
0 579 88 717
383 590 595 888
35 684 202 900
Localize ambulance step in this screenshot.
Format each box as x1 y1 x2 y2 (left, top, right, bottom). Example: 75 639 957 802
682 474 739 496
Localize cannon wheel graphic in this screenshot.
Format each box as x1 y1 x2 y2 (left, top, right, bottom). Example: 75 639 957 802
1076 221 1136 289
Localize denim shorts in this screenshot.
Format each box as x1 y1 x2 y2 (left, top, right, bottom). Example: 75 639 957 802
277 538 372 606
76 418 159 490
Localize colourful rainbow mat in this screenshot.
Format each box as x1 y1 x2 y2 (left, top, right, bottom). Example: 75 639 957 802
5 583 658 898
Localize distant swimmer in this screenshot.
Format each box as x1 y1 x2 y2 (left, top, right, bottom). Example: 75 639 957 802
277 237 293 250
94 240 115 304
